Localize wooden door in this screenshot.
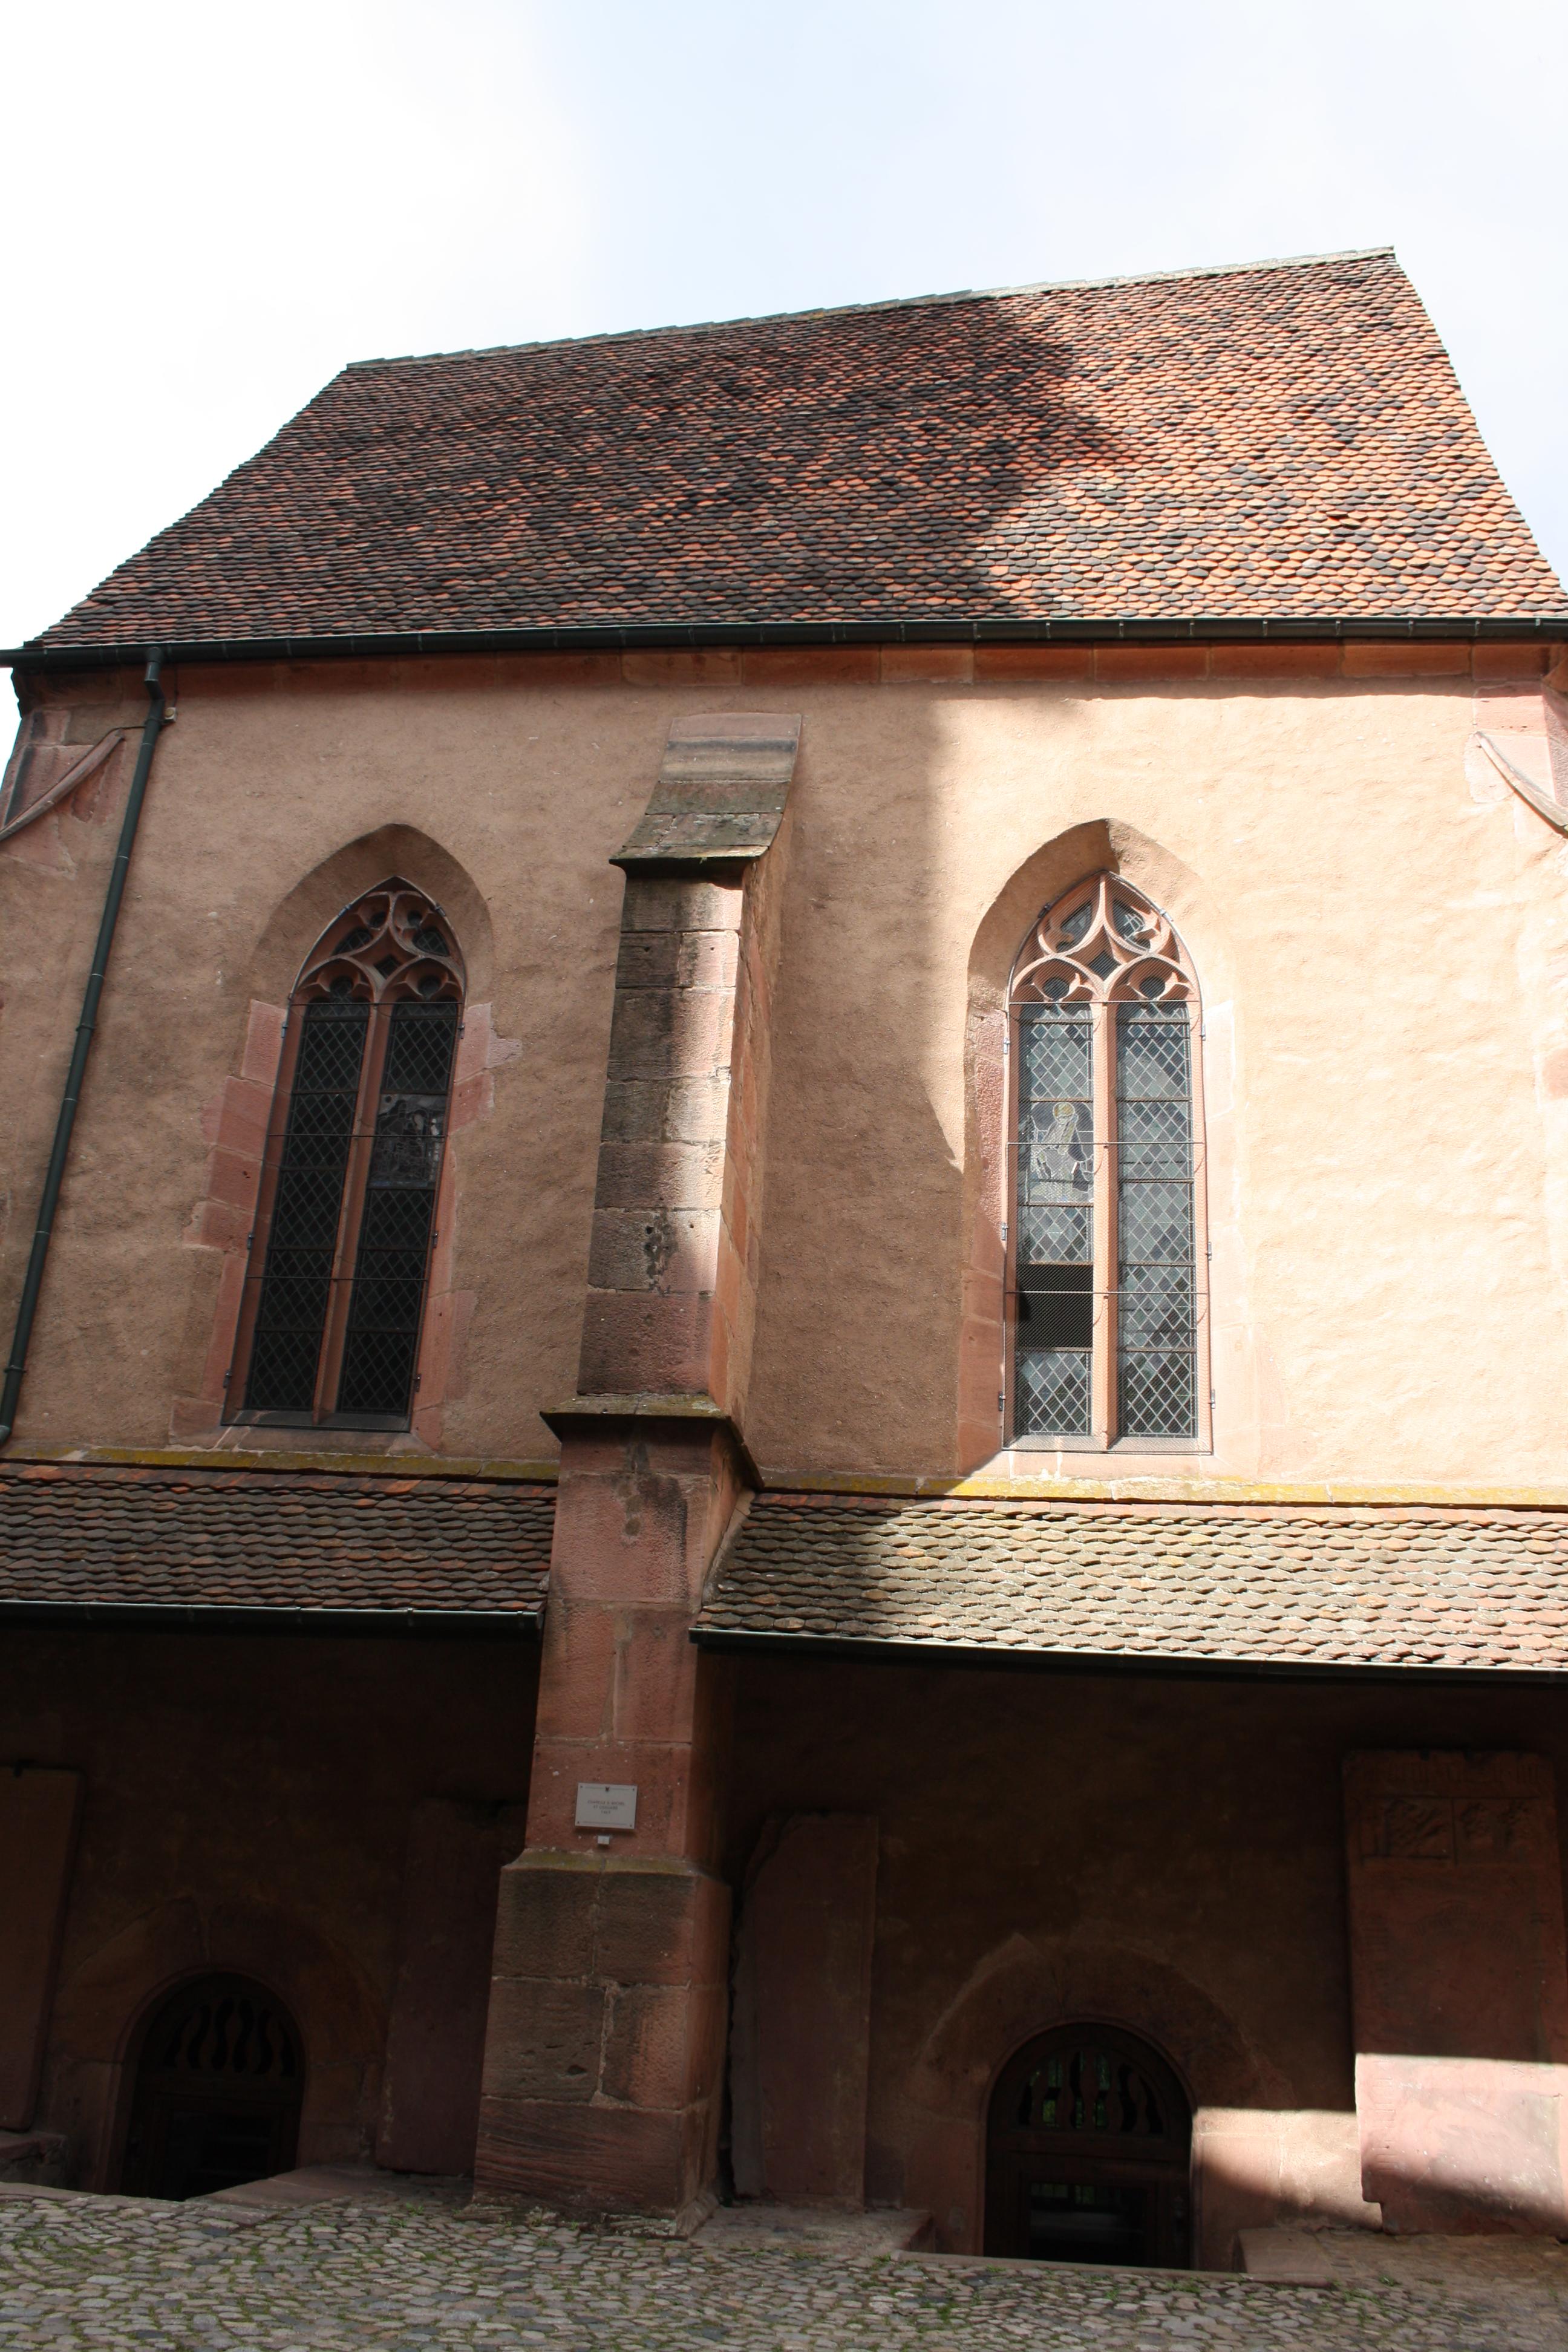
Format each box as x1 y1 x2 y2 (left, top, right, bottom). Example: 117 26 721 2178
985 2024 1191 2265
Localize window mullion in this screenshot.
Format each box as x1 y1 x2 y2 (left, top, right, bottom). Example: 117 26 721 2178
1092 998 1117 1446
313 1001 391 1421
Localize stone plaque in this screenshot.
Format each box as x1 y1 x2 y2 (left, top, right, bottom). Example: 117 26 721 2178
1343 1749 1568 2064
575 1782 638 1832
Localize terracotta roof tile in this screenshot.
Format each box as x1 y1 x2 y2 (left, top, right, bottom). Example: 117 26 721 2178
696 1492 1568 1675
31 252 1564 650
0 1463 551 1627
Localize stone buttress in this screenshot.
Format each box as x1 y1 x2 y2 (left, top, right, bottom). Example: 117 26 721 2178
473 713 799 2223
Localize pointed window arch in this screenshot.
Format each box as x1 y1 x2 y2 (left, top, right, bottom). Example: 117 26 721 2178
1008 875 1207 1449
227 880 463 1428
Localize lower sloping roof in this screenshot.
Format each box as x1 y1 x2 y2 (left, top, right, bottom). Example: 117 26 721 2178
694 1491 1568 1677
0 1462 552 1633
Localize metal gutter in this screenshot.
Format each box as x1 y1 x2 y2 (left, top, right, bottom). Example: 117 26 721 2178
0 1599 541 1638
689 1625 1568 1687
0 655 168 1443
4 615 1567 674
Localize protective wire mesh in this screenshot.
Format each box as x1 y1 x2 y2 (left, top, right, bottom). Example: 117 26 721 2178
1116 1004 1196 1439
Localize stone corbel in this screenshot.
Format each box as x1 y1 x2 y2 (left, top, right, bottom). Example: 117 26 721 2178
612 712 801 867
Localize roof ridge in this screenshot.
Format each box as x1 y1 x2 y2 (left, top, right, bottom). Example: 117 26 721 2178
343 246 1402 374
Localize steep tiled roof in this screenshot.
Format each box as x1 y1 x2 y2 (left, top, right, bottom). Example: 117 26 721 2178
0 1462 552 1628
30 251 1563 652
695 1492 1568 1675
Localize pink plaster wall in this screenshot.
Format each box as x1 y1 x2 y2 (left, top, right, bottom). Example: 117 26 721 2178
3 642 1568 1489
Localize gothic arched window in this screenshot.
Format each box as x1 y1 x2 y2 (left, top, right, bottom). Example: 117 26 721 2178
228 881 463 1429
1008 875 1207 1448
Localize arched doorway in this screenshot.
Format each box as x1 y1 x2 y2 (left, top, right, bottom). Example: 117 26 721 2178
985 2023 1191 2265
120 1975 304 2200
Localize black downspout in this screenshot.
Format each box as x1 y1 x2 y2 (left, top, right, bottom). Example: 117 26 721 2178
0 652 167 1443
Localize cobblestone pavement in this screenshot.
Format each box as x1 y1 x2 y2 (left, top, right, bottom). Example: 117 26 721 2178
2 2191 1566 2352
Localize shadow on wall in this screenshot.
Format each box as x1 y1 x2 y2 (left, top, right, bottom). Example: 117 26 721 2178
898 1927 1316 2267
744 318 1123 1478
726 1750 1568 2267
727 1851 1563 2270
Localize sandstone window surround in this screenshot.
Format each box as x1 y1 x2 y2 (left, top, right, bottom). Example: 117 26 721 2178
1007 874 1210 1451
225 881 464 1431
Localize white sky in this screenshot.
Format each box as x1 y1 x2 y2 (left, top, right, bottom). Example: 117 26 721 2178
4 0 1563 648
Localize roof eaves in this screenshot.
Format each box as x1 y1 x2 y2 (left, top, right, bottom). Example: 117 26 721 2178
0 1598 543 1638
10 612 1568 674
689 1623 1568 1687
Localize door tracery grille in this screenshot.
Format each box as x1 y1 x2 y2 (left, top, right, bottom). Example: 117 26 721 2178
229 881 463 1428
985 2024 1192 2265
120 1974 304 2201
1008 875 1206 1448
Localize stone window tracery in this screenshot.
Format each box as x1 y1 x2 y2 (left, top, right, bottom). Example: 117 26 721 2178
1008 874 1207 1448
227 881 463 1429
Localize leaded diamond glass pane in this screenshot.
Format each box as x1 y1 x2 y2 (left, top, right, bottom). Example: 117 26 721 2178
1021 1013 1091 1099
1117 1095 1191 1178
1018 1349 1091 1437
1120 1181 1192 1264
245 1327 325 1416
1119 1350 1196 1439
1111 899 1148 941
1014 1007 1095 1431
1117 1009 1188 1097
383 1002 458 1094
1019 1204 1092 1264
1118 1276 1194 1348
336 1327 419 1417
244 1001 368 1413
1058 901 1093 946
293 1003 368 1092
1116 1002 1196 1439
335 1001 456 1419
336 1175 437 1419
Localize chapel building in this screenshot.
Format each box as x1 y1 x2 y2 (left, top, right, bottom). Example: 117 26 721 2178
2 247 1567 2267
